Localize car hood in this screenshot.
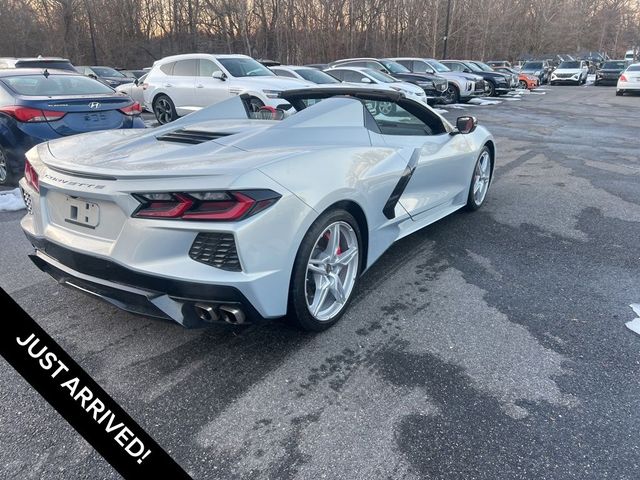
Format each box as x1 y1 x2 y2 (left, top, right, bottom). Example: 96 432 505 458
553 68 582 74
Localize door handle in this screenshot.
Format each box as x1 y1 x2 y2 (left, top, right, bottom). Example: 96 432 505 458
164 83 173 88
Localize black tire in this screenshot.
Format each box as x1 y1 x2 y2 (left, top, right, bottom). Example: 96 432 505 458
288 209 362 331
0 146 15 186
616 90 623 96
485 81 496 97
465 146 493 211
247 96 265 113
153 94 177 125
444 84 460 104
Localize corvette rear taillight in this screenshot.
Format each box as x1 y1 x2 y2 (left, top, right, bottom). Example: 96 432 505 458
132 190 281 221
0 106 66 123
119 102 142 116
24 159 39 192
620 74 628 82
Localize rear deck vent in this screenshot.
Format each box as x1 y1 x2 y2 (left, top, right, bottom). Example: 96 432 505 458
156 129 230 145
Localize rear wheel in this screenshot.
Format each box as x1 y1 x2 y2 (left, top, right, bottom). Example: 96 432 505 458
616 90 624 96
0 146 14 186
289 209 362 331
465 146 492 211
153 94 177 125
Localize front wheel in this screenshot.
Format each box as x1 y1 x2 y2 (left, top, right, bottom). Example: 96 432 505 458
465 147 493 211
518 80 528 90
485 81 496 97
444 84 460 104
289 210 362 331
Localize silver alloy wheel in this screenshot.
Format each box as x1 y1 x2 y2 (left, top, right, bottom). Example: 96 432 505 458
154 97 174 124
0 149 7 183
518 80 527 89
445 85 458 103
473 150 491 205
378 102 394 115
305 221 359 321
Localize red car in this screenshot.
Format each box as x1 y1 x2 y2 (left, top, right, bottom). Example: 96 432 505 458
494 67 539 89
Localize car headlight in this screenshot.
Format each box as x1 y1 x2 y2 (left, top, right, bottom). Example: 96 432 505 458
262 89 282 99
415 81 433 88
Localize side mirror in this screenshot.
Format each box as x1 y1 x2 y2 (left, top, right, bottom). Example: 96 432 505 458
361 77 373 84
455 116 477 134
88 74 97 79
134 78 139 86
212 71 227 81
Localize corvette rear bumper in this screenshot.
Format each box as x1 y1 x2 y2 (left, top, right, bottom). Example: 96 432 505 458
25 234 265 328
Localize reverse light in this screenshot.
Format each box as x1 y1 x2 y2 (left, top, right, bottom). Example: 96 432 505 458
119 102 142 116
132 190 281 221
0 106 66 123
24 159 39 192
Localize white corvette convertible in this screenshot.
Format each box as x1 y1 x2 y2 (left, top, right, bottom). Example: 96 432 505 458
20 86 495 331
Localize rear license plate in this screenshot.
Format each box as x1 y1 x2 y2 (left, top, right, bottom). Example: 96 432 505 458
84 112 108 123
64 196 100 228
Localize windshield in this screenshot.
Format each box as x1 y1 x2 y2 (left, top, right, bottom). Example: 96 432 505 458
426 60 450 73
558 61 580 69
464 62 483 72
474 62 494 72
602 61 626 69
2 74 115 96
365 69 395 83
522 62 543 70
295 68 339 84
218 57 274 77
92 67 125 77
380 60 411 74
627 65 640 71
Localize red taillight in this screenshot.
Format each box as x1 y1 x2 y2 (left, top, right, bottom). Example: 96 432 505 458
0 106 65 123
132 190 280 221
24 159 39 192
119 102 142 116
620 74 628 82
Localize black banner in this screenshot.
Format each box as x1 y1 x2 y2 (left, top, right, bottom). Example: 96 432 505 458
0 287 192 479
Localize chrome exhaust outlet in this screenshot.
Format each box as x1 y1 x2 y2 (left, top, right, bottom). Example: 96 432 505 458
194 303 219 323
219 305 246 325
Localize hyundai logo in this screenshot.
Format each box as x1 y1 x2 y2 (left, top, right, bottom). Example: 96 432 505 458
88 102 100 109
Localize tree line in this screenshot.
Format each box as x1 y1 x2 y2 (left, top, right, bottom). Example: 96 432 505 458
0 0 638 68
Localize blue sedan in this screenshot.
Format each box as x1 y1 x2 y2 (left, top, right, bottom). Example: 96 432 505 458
0 69 144 185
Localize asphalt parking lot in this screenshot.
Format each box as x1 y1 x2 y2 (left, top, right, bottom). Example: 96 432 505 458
1 84 639 479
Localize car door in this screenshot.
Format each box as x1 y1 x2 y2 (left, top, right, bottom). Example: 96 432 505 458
167 59 197 114
194 59 230 108
367 100 474 220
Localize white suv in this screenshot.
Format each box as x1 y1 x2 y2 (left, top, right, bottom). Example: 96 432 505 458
144 53 310 124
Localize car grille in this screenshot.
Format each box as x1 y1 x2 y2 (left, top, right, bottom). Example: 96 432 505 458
21 187 33 215
555 73 574 79
189 232 242 272
156 129 230 145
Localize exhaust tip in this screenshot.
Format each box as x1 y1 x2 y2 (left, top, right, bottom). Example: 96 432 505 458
194 303 219 323
219 305 246 325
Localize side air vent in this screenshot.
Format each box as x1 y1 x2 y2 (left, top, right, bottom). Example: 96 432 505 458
189 232 242 271
156 129 230 145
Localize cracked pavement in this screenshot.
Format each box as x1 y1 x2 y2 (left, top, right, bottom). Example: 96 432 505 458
1 85 639 479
